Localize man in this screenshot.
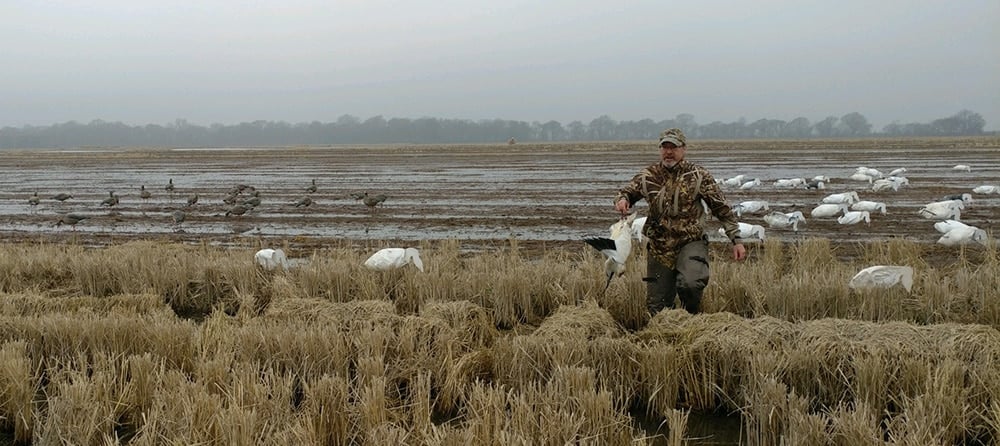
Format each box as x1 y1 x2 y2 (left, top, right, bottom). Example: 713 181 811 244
614 128 746 314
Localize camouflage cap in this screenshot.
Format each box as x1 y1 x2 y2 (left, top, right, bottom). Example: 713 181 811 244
658 128 686 147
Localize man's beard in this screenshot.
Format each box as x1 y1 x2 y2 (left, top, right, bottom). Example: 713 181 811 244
662 159 679 167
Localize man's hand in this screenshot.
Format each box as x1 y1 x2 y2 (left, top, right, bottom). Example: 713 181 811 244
732 243 747 261
614 198 630 216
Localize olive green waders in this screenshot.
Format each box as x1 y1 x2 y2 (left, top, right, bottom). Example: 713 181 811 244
645 238 710 314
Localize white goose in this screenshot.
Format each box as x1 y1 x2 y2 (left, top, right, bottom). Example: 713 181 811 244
887 167 907 177
838 210 871 225
739 178 762 190
851 201 887 214
918 200 963 221
849 265 914 293
733 200 769 217
718 222 765 241
972 185 999 195
364 247 425 272
254 248 289 271
763 211 803 232
953 164 972 172
811 203 849 218
933 219 970 234
937 226 988 247
822 191 860 205
584 214 636 291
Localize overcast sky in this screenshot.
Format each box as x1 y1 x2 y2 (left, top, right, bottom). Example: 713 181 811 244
2 0 998 130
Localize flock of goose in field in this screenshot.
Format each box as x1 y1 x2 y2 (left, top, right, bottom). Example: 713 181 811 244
585 163 996 293
26 178 390 230
712 164 995 247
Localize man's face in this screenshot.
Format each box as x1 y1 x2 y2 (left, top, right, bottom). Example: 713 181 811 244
660 142 686 167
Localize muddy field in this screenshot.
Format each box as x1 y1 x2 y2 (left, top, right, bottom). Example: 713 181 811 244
1 137 997 257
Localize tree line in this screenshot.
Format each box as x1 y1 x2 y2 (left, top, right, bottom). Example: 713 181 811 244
0 109 988 148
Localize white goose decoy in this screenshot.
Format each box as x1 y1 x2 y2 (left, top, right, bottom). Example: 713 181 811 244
849 173 875 183
811 203 849 218
933 219 970 234
849 265 914 293
851 201 887 214
811 175 830 183
719 222 765 241
937 225 988 247
773 178 806 188
972 185 999 195
722 174 748 188
364 247 425 272
763 211 802 232
887 167 907 177
855 167 883 178
941 193 973 205
822 191 860 205
918 200 963 221
739 178 762 190
584 214 637 291
838 210 871 225
733 200 769 217
254 248 289 271
953 164 972 172
630 216 647 243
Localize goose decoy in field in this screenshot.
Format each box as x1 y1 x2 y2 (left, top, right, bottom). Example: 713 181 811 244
719 222 766 241
293 196 313 208
937 225 988 247
849 173 874 183
941 193 972 205
763 211 803 232
850 201 887 215
721 175 747 188
350 191 367 200
810 203 849 218
51 193 73 202
732 200 769 217
255 248 289 271
773 178 806 188
918 200 963 221
240 191 261 208
739 178 761 190
226 204 251 217
849 265 913 293
805 179 826 190
186 193 199 207
953 164 972 172
972 185 999 195
28 191 40 207
364 247 425 272
584 214 636 291
306 179 317 194
100 191 119 207
165 178 175 193
171 210 186 225
56 213 89 229
821 191 860 205
837 210 871 226
933 219 969 234
887 167 907 177
140 185 152 201
363 193 387 213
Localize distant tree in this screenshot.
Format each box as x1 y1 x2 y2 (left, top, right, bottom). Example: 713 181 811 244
931 109 986 135
588 115 617 140
839 112 872 137
781 117 812 138
538 120 566 141
567 121 587 141
814 116 839 138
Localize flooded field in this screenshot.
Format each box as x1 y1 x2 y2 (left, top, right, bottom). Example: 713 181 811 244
1 137 997 255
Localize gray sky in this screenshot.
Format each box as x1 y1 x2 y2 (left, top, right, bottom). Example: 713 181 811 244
2 0 998 130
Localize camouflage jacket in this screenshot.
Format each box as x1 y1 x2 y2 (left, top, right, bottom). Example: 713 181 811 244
615 160 740 268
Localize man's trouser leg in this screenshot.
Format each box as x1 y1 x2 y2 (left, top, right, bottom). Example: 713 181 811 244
675 239 710 314
646 254 677 316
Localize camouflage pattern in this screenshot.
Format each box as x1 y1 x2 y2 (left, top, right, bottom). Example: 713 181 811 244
615 160 740 268
658 128 687 147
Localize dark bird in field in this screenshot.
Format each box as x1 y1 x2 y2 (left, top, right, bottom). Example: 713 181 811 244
140 185 152 200
805 179 826 190
56 213 89 228
28 191 40 207
100 191 119 207
294 196 313 208
187 193 199 207
172 210 185 225
350 191 367 200
226 204 250 217
306 179 317 194
165 178 175 193
363 193 387 213
223 192 239 205
51 193 73 202
241 191 261 208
